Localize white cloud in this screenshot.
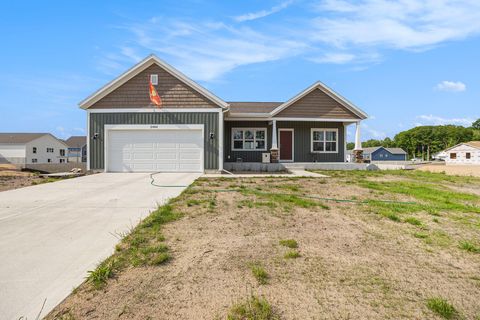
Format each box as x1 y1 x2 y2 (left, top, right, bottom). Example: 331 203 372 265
310 52 355 64
108 19 306 81
435 80 466 92
362 123 387 139
234 0 293 22
99 1 480 81
416 114 475 126
312 0 480 50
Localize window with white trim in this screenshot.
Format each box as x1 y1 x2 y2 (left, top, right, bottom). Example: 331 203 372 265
46 147 54 153
232 128 267 151
311 129 338 153
150 74 158 85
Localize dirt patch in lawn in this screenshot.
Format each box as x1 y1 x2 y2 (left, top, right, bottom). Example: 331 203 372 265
418 164 480 177
47 173 480 320
0 169 44 191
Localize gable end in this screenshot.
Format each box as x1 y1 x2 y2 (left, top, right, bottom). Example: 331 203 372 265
274 88 358 119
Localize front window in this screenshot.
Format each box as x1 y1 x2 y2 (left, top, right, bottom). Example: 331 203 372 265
466 152 471 159
47 159 52 163
232 128 267 151
32 147 37 154
450 153 457 159
47 148 54 153
32 158 37 163
60 149 65 156
311 129 338 153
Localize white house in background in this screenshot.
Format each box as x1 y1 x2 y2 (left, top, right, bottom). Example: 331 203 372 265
443 141 480 165
0 133 68 166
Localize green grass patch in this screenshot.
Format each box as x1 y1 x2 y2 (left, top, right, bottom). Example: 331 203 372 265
413 232 428 239
240 188 329 210
279 239 298 248
284 250 300 259
359 180 480 214
273 184 301 192
85 194 186 289
313 169 480 185
31 177 63 185
250 263 269 285
86 258 116 289
426 297 459 319
404 217 423 226
424 230 452 248
459 240 480 253
227 295 278 320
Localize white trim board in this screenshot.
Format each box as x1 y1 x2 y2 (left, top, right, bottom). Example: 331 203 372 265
231 127 268 152
225 117 359 122
87 108 222 113
310 128 339 154
79 54 228 110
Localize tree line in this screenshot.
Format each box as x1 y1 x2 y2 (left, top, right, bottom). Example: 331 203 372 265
348 119 480 160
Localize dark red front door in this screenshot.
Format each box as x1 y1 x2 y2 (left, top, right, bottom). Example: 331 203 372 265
279 130 293 161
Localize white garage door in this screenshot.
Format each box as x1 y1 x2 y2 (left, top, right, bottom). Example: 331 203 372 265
107 127 204 172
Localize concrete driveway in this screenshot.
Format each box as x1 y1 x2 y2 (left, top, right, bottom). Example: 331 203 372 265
0 172 200 319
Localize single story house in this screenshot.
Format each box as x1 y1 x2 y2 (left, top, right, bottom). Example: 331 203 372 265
347 146 407 162
65 136 87 163
0 133 68 166
80 55 368 173
443 141 480 165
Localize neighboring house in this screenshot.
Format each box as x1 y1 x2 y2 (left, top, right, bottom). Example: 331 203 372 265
347 146 407 162
65 136 87 163
432 151 447 161
0 133 68 166
443 141 480 165
80 55 368 173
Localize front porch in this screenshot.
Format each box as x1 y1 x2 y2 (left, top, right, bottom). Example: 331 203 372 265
223 161 370 172
224 120 363 164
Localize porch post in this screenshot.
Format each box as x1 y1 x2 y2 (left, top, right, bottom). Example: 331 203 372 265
270 120 279 163
271 120 278 149
353 121 364 163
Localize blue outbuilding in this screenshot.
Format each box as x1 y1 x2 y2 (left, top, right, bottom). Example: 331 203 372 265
348 146 407 162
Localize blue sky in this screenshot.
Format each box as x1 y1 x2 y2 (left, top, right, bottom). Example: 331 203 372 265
0 0 479 141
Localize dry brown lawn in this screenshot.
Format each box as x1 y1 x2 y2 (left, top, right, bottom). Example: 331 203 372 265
418 163 480 177
0 168 44 191
47 171 480 320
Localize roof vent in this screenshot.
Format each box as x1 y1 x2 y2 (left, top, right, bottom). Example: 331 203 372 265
150 74 158 85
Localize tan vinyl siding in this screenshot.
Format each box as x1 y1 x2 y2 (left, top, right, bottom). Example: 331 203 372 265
275 88 358 119
90 64 219 109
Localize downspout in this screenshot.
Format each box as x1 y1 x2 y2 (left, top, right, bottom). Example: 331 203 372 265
219 107 229 173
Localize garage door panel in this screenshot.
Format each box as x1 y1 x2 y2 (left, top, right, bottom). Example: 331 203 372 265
179 151 202 160
107 128 203 172
132 152 155 160
156 152 178 160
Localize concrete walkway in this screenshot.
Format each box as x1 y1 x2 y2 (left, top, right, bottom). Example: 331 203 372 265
0 172 200 320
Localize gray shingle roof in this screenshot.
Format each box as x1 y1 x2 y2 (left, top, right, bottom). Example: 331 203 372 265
348 146 407 154
65 136 86 148
228 102 282 114
0 133 49 144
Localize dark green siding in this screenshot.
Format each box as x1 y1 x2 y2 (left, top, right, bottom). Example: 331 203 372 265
225 121 345 162
89 112 219 170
